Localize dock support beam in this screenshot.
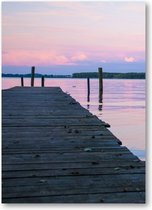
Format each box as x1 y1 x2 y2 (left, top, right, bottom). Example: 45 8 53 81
87 77 90 102
21 77 24 87
41 76 45 87
98 67 103 103
31 66 35 87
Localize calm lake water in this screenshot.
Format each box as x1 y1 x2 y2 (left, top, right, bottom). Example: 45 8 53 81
2 78 145 160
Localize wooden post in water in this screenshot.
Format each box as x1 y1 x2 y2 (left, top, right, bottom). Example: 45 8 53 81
21 77 24 87
41 76 45 87
31 66 35 87
98 67 103 103
87 77 90 102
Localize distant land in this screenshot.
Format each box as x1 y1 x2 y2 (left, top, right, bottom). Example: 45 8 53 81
72 72 145 79
2 73 71 78
2 72 145 79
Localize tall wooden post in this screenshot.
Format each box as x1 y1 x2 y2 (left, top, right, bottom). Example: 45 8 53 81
31 66 35 87
21 77 24 87
87 77 90 102
98 67 103 103
41 76 45 87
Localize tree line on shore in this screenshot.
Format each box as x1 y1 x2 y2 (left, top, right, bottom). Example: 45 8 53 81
2 73 71 78
2 72 145 79
72 72 145 79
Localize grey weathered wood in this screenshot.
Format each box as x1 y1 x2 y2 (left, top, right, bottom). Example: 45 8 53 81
3 180 145 200
3 166 145 179
2 146 130 154
3 160 145 171
3 173 144 188
41 76 45 87
31 66 35 87
3 192 145 203
21 77 24 87
87 77 90 102
2 87 145 203
3 152 139 165
98 67 103 103
2 118 112 127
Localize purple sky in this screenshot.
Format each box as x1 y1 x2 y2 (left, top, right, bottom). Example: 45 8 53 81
2 1 145 74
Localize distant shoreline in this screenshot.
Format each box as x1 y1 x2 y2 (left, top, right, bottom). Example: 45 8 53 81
2 72 145 79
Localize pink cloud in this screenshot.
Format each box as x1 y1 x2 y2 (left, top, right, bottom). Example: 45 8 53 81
2 50 71 66
2 50 89 66
71 52 88 62
124 56 135 62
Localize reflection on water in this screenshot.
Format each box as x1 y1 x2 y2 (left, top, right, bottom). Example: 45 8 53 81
2 78 145 160
98 103 103 111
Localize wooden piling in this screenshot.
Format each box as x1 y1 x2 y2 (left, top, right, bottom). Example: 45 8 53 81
31 66 35 87
87 77 90 102
21 77 24 87
41 76 45 87
98 67 103 103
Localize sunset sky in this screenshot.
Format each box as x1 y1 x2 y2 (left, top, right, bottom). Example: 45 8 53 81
2 1 145 74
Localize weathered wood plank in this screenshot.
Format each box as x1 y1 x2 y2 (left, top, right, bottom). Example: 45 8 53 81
2 136 121 144
3 172 145 188
2 146 130 154
2 191 145 203
3 184 145 202
2 128 113 136
2 152 139 164
3 160 144 171
2 119 106 127
3 141 121 151
2 166 145 178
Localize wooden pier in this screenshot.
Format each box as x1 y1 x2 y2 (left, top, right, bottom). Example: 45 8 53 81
2 87 145 203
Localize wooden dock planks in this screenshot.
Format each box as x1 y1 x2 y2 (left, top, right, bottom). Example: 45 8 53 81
2 87 145 203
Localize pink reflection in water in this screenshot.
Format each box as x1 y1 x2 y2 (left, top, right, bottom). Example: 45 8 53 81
100 109 145 159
